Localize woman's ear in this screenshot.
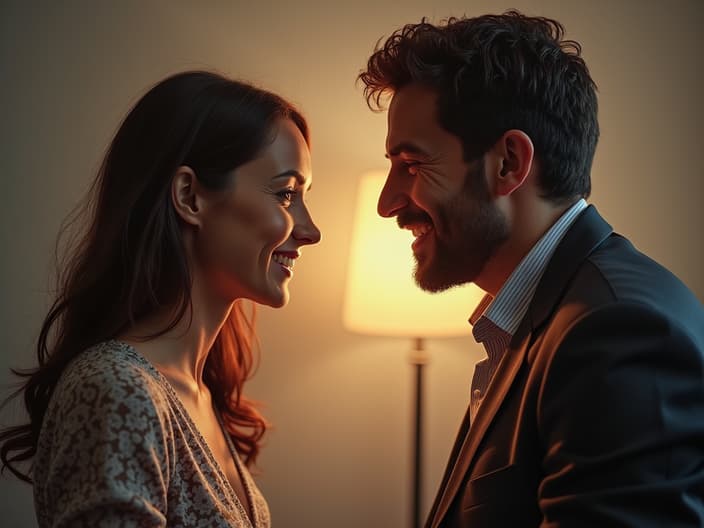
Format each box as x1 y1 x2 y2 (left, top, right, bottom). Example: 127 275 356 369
491 129 534 196
171 166 203 227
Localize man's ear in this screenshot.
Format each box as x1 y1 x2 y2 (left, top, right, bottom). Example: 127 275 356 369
491 129 534 196
171 166 204 227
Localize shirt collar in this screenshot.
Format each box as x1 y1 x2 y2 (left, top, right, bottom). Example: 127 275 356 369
470 199 588 341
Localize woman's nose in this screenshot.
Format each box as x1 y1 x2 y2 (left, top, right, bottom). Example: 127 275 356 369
293 207 321 245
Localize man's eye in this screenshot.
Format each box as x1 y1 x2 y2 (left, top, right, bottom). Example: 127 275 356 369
405 161 421 174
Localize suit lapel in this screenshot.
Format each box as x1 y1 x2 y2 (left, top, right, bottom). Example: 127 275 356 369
429 321 532 528
424 404 472 527
427 205 613 528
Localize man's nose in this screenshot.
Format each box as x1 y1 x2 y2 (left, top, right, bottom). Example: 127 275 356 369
377 171 408 218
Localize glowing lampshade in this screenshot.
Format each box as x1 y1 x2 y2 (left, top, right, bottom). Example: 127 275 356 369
343 170 484 338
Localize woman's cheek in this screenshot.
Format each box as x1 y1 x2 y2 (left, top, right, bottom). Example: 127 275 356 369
264 208 294 246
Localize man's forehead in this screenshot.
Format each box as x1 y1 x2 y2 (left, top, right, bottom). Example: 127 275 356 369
387 84 441 153
389 83 438 118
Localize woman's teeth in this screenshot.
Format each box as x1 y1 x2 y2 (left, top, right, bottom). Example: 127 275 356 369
273 254 295 269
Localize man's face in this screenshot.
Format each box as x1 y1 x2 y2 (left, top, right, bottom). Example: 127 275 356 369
379 83 509 292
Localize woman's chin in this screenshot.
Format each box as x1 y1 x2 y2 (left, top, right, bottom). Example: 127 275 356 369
266 298 288 309
260 287 289 309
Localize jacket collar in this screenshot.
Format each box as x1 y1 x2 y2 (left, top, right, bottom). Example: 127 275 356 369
427 205 613 528
528 205 613 330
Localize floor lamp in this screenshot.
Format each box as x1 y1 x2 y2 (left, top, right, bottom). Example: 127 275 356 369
343 171 481 528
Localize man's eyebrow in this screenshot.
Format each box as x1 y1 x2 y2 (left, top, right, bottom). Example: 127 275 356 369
272 170 312 190
385 141 430 158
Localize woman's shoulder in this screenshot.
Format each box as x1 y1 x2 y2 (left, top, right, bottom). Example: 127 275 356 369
34 341 175 521
62 339 159 387
49 340 169 422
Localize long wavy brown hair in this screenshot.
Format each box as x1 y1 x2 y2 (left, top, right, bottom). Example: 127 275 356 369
0 71 309 482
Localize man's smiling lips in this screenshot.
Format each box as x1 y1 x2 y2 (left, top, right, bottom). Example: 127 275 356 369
402 223 434 252
409 224 432 238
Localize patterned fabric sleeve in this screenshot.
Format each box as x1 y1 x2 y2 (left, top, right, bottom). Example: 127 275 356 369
34 354 174 528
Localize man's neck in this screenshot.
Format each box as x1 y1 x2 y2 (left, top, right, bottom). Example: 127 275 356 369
476 198 577 296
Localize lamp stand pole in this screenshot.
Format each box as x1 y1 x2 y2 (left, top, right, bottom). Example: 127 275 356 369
410 337 428 528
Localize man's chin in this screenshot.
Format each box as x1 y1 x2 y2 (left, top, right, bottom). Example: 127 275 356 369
414 264 465 293
413 252 487 293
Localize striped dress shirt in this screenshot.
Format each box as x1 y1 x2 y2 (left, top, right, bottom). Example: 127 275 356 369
468 199 588 422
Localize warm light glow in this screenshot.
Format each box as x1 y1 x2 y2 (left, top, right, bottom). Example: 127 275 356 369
343 170 484 337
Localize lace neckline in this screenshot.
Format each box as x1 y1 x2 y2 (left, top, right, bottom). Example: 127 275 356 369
107 339 259 528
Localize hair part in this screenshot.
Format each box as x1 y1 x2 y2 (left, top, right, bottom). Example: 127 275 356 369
359 10 599 202
0 71 307 481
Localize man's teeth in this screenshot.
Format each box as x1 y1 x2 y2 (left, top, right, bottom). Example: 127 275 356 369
411 225 432 238
273 254 295 269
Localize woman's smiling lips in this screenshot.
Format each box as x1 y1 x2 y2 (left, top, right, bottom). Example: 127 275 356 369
271 250 300 277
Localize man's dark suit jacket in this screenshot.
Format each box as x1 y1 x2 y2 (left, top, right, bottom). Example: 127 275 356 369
426 206 704 527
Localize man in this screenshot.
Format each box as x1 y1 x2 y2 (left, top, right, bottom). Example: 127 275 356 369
359 10 704 527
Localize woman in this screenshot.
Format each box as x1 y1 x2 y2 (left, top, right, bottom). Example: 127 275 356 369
0 71 320 527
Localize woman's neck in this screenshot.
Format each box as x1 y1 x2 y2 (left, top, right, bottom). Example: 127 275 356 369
120 276 234 395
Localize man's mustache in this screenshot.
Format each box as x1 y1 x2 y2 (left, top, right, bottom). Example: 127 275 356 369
397 210 433 229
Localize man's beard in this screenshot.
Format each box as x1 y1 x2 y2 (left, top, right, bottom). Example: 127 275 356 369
414 161 509 292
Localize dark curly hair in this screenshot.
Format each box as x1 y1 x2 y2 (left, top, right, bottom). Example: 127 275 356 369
359 10 599 202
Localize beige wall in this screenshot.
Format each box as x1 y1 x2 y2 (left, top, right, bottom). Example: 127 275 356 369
1 1 702 526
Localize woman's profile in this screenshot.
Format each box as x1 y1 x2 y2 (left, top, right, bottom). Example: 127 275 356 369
0 70 321 527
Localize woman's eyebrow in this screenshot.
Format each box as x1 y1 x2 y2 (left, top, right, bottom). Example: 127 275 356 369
272 170 312 190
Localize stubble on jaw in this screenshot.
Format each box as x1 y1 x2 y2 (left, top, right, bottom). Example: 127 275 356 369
414 161 509 293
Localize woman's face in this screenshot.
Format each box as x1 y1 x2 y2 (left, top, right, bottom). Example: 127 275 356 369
194 118 321 308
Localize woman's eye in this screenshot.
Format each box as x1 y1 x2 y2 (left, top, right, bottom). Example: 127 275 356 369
276 189 296 204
